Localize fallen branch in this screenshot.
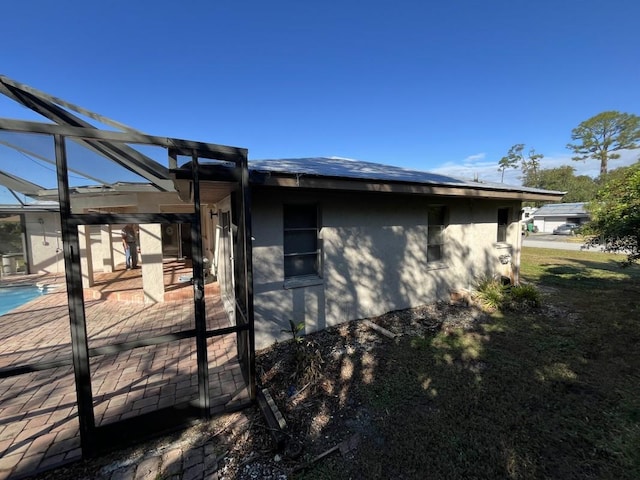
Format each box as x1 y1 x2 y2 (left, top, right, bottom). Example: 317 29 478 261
291 434 360 474
363 319 397 339
291 445 340 474
289 381 312 401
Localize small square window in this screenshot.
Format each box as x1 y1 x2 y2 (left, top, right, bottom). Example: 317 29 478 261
283 205 320 278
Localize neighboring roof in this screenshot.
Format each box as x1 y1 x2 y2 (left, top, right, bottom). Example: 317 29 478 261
247 157 565 201
532 202 589 217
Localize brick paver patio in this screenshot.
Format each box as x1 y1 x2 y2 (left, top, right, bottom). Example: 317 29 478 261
0 269 249 479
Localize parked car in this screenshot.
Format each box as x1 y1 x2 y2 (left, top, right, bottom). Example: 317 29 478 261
553 223 579 235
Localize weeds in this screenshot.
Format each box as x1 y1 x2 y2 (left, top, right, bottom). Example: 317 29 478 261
474 276 507 311
281 320 324 387
282 319 305 343
508 284 541 310
473 276 541 312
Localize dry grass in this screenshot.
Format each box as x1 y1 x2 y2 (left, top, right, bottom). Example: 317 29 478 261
292 247 640 479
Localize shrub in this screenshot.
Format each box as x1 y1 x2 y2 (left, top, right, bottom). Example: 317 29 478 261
508 284 541 310
473 276 507 311
473 276 541 312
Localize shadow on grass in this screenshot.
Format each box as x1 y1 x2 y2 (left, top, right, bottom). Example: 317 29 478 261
523 248 640 295
251 306 635 480
266 252 640 479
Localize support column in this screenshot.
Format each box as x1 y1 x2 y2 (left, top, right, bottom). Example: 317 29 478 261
140 223 164 303
78 225 94 288
100 225 114 273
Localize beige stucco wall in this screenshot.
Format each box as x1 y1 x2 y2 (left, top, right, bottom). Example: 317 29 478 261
250 189 521 349
23 212 65 275
22 213 122 275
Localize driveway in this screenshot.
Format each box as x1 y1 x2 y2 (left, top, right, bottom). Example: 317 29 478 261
522 233 600 252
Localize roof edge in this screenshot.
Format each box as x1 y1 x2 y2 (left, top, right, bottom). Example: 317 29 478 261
250 172 565 201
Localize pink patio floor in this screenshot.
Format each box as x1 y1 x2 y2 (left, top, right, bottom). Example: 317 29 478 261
0 272 249 479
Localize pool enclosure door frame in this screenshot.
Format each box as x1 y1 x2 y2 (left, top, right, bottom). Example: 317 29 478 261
0 119 256 457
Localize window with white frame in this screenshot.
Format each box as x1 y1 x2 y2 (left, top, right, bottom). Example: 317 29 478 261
283 204 320 278
497 207 509 242
427 206 447 262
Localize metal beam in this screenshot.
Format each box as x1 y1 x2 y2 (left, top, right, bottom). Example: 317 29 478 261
65 213 197 226
55 134 96 456
0 83 174 191
0 323 250 380
0 75 144 133
0 118 248 163
239 150 257 401
7 188 26 205
0 169 43 195
0 139 110 185
190 154 210 416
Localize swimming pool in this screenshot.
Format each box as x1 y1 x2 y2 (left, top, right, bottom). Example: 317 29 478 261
0 286 45 316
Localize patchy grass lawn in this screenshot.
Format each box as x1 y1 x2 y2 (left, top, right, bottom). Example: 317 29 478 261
289 247 640 479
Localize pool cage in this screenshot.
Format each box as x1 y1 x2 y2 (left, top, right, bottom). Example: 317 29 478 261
0 75 255 459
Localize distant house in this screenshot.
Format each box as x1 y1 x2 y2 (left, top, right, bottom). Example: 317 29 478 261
532 202 590 233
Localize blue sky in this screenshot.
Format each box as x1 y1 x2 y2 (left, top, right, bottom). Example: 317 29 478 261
1 0 639 199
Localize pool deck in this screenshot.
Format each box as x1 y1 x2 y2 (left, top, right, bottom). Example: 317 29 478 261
0 267 248 479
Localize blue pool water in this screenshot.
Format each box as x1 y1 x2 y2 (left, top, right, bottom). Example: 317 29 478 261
0 286 44 316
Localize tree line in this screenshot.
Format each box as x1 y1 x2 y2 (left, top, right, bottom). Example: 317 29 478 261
498 111 640 200
498 110 640 265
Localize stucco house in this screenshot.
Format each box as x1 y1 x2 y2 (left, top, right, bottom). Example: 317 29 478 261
174 156 566 348
3 157 564 348
532 202 589 233
0 75 565 462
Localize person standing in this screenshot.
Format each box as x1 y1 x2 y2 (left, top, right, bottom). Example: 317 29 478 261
121 224 138 269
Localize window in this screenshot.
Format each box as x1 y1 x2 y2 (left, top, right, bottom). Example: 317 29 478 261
427 206 446 262
283 204 320 278
497 208 509 242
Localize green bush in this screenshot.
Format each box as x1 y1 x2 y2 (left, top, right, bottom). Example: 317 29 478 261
508 284 541 309
474 276 541 312
473 276 507 311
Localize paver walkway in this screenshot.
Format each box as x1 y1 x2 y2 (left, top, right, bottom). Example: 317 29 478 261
0 274 248 479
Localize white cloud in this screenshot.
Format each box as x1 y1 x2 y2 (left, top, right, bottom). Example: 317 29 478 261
464 153 486 162
432 149 640 185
